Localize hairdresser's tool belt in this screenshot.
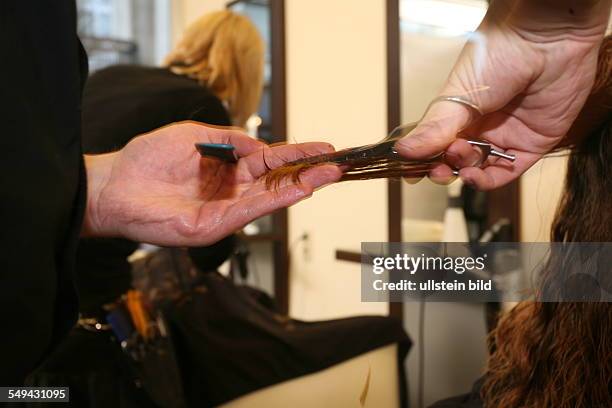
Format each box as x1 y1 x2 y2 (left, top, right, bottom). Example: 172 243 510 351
76 316 111 332
77 290 187 408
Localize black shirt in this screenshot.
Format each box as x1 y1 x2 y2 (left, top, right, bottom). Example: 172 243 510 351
77 65 231 312
0 1 86 384
81 65 231 154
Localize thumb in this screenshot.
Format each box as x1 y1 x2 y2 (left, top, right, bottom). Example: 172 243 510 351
394 97 476 160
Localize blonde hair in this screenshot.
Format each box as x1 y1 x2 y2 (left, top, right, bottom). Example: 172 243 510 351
165 10 264 126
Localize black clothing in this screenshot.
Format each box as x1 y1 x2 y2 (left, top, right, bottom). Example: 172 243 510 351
167 272 411 407
0 1 86 384
75 238 139 314
77 65 231 312
28 250 411 408
156 252 409 407
21 329 157 408
82 65 231 154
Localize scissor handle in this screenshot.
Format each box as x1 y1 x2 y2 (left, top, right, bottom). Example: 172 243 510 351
449 140 516 175
464 140 516 163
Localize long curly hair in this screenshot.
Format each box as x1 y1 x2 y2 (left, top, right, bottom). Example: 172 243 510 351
481 37 612 408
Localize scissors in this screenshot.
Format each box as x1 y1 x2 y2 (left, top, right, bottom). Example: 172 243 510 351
195 124 516 179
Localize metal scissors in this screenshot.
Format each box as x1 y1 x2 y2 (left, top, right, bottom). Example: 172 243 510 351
263 122 516 180
195 121 516 180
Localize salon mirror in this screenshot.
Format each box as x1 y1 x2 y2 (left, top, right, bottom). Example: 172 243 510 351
393 1 513 406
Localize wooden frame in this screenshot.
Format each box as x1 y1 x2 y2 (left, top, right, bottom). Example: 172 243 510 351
269 0 289 315
227 0 289 315
387 0 404 321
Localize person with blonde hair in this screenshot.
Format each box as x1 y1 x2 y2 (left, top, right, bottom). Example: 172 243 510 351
82 10 265 154
166 10 264 127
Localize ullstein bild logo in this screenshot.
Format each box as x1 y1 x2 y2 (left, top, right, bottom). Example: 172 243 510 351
372 278 493 292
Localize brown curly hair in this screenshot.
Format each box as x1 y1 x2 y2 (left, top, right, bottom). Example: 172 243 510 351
481 37 612 408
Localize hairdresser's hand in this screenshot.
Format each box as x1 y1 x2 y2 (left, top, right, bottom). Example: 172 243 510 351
395 0 610 190
83 122 341 246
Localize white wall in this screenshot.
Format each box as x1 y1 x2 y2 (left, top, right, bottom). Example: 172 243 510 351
172 0 228 44
286 0 389 320
520 156 568 242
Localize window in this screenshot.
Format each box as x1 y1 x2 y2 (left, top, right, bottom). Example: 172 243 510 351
77 0 172 72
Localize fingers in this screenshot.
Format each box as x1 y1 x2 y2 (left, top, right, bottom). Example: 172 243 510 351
299 164 343 190
445 138 485 168
176 163 340 246
452 112 551 190
394 100 473 160
184 122 338 183
225 183 313 232
430 148 539 190
261 164 341 198
221 164 341 235
429 163 456 185
404 139 483 185
426 141 539 190
186 183 312 246
398 103 551 189
459 150 541 191
243 141 337 178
